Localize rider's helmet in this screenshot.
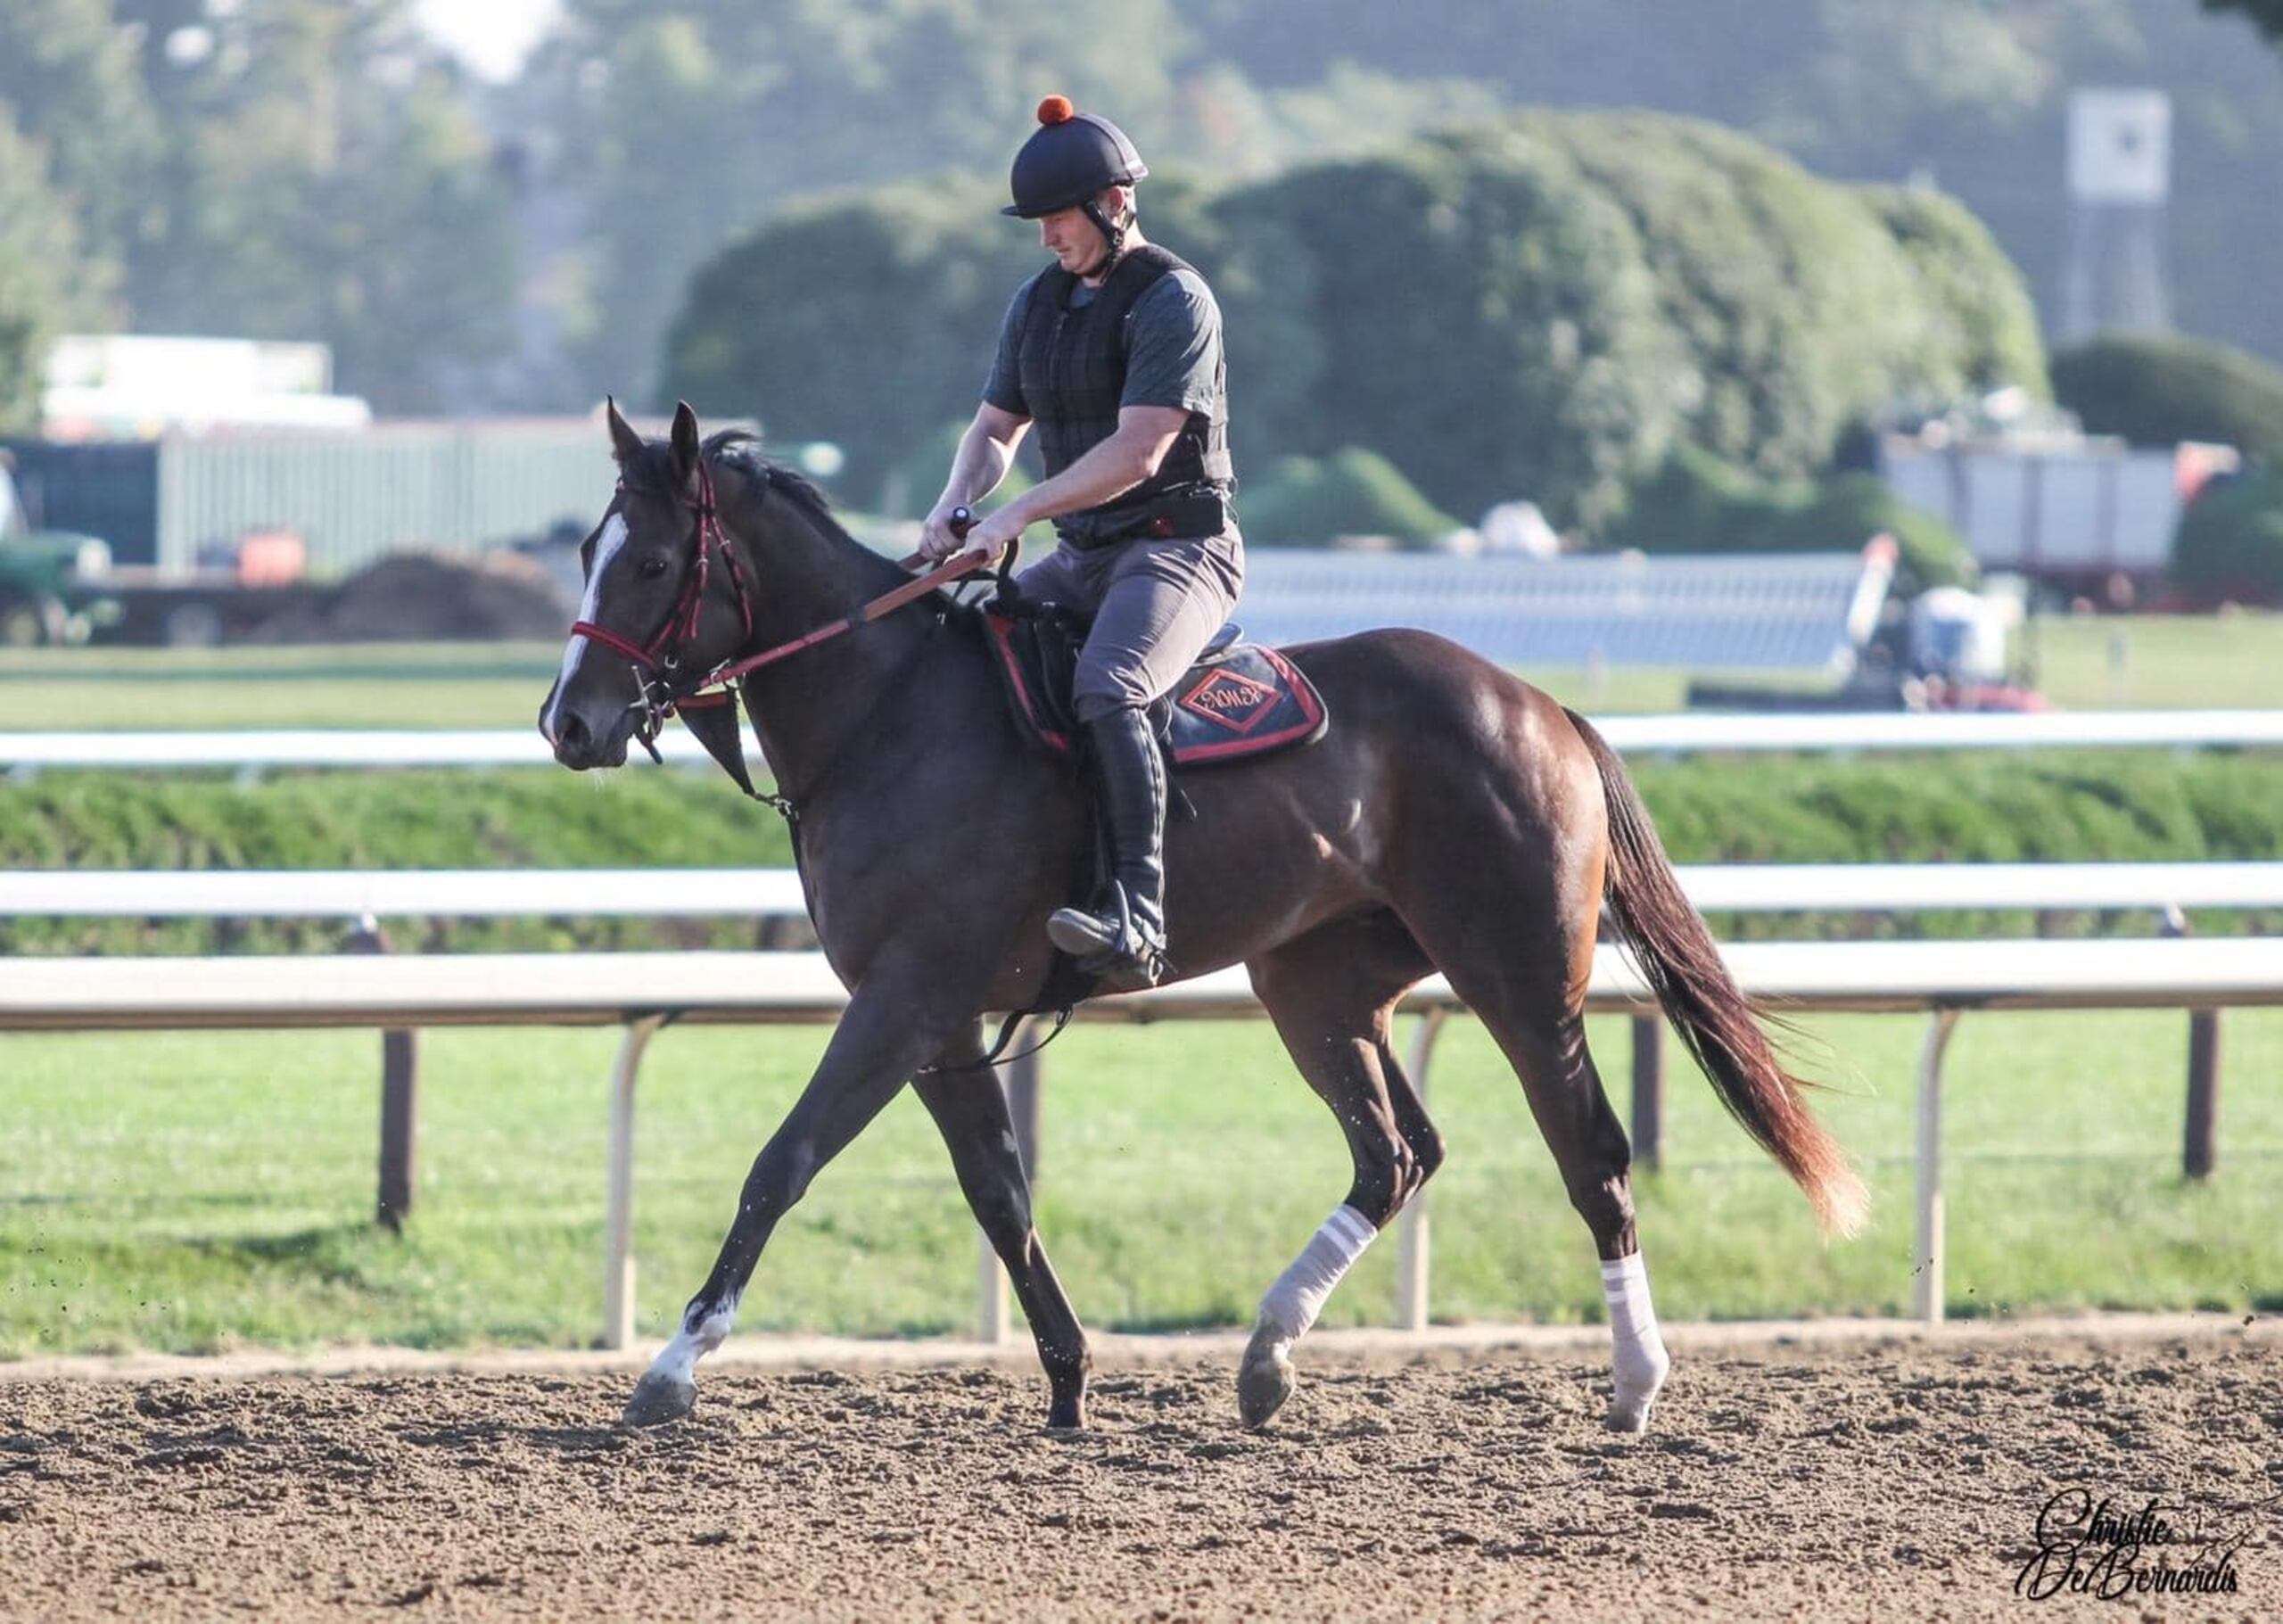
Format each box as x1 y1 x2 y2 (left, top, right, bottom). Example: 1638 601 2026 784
1004 96 1147 269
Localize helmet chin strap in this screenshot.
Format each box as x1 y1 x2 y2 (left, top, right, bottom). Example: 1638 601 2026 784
1079 197 1128 278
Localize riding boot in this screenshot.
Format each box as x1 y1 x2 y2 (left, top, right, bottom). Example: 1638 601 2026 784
1048 705 1168 988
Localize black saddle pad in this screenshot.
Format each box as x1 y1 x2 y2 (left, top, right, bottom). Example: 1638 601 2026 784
985 606 1328 768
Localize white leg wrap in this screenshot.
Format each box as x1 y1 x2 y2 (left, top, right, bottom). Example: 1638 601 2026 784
1258 1205 1379 1344
647 1297 738 1389
1602 1252 1671 1430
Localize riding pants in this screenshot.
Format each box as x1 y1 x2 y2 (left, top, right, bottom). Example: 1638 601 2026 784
1014 529 1245 721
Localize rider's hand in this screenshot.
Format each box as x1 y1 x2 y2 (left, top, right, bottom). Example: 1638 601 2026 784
952 505 1026 571
919 502 974 563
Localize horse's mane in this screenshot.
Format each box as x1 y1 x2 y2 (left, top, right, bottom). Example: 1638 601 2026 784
626 428 919 601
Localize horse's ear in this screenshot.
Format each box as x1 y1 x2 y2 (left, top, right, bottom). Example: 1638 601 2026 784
670 400 702 491
606 396 646 466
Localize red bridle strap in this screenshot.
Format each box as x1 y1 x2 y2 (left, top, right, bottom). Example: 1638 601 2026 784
693 551 984 688
567 460 993 709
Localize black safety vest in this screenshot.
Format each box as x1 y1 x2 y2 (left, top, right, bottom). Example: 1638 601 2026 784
1012 243 1233 544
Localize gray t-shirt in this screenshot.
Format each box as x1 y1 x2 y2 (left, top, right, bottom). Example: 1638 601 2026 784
982 265 1223 421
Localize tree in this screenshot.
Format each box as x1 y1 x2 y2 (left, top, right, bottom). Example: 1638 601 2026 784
0 110 86 429
0 0 162 275
2203 0 2283 43
118 0 520 412
1230 127 1683 529
546 0 1184 404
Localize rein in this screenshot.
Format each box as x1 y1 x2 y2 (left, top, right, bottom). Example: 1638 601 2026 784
569 462 996 792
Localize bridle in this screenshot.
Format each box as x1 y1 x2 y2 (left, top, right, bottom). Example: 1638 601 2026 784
567 454 993 769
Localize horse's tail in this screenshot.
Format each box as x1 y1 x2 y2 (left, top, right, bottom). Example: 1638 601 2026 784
1564 708 1868 1237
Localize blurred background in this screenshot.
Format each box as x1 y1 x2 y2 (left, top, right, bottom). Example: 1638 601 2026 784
2 0 2282 678
0 2 2279 1358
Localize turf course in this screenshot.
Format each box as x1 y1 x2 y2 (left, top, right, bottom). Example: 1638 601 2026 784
0 611 2272 728
3 1008 2275 1358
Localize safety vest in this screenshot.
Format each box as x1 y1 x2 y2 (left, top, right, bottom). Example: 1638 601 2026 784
1012 243 1233 544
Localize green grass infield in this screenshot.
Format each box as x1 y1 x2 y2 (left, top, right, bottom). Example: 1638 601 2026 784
3 1008 2276 1358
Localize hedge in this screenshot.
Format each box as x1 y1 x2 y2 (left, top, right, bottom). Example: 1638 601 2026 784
4 750 2277 954
1240 447 1461 547
1609 444 1976 592
664 112 2046 537
2172 466 2283 602
2051 331 2283 463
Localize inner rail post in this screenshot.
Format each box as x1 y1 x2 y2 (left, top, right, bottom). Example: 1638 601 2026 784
604 1014 667 1351
1915 1008 1961 1325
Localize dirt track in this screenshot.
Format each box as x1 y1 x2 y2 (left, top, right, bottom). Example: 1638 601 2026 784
3 1331 2277 1622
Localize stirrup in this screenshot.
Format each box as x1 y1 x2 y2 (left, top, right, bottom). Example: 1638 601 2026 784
1047 894 1165 988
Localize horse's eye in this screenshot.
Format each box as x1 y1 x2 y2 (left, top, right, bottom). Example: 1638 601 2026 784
637 556 670 581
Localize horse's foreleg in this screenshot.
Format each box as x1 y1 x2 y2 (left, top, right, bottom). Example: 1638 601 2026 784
912 1029 1092 1429
623 966 970 1428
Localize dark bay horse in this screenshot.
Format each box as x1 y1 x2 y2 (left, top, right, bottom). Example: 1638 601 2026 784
540 403 1866 1435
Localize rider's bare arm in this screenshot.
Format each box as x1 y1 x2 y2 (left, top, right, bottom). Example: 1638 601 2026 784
921 404 1032 558
989 405 1188 531
942 404 1030 508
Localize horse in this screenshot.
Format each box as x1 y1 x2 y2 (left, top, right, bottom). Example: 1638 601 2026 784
540 401 1866 1435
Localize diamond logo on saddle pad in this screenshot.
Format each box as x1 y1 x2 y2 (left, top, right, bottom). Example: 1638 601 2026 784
1178 667 1282 735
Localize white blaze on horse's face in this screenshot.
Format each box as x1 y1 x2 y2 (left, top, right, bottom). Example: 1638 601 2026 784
553 511 630 698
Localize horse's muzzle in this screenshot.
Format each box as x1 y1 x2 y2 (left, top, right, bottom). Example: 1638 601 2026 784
540 688 633 771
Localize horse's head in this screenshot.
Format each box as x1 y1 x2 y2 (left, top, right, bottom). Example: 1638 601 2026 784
540 399 757 770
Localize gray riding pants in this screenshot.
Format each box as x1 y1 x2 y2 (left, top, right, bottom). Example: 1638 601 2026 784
1015 530 1246 721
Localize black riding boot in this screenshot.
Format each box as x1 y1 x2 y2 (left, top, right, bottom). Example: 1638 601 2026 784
1048 705 1168 988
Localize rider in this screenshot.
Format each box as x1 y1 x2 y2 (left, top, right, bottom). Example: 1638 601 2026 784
921 95 1242 989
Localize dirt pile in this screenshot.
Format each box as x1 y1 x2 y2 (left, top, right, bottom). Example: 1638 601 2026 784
255 550 571 643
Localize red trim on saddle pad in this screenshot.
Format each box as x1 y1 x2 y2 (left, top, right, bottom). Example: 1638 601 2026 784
987 611 1073 754
985 611 1327 769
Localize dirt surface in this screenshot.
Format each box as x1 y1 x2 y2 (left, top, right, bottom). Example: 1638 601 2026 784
2 1331 2277 1622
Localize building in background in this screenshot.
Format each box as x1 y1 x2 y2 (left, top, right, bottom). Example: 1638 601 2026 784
40 336 374 441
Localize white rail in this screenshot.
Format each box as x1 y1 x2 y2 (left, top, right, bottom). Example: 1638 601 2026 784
2 707 2279 773
4 938 2279 1348
6 862 2279 919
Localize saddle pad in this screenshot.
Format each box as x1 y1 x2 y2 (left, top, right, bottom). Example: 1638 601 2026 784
985 609 1329 769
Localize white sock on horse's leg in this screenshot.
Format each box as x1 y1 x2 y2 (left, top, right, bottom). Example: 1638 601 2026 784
1602 1251 1671 1431
1258 1204 1379 1345
1239 1204 1380 1426
647 1294 740 1391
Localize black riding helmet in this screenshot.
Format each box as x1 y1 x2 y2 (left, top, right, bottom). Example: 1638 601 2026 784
1004 95 1148 270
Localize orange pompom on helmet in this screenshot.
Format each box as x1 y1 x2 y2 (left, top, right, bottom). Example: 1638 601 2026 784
1003 95 1149 220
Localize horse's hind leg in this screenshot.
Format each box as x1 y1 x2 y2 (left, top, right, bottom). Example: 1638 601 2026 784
912 1026 1092 1429
1237 911 1437 1429
1397 879 1672 1432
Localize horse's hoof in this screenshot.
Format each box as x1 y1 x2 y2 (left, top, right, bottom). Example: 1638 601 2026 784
1603 1395 1656 1434
1604 1342 1670 1434
1237 1324 1294 1430
622 1371 697 1429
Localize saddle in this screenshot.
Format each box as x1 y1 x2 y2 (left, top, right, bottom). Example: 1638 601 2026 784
984 605 1329 767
